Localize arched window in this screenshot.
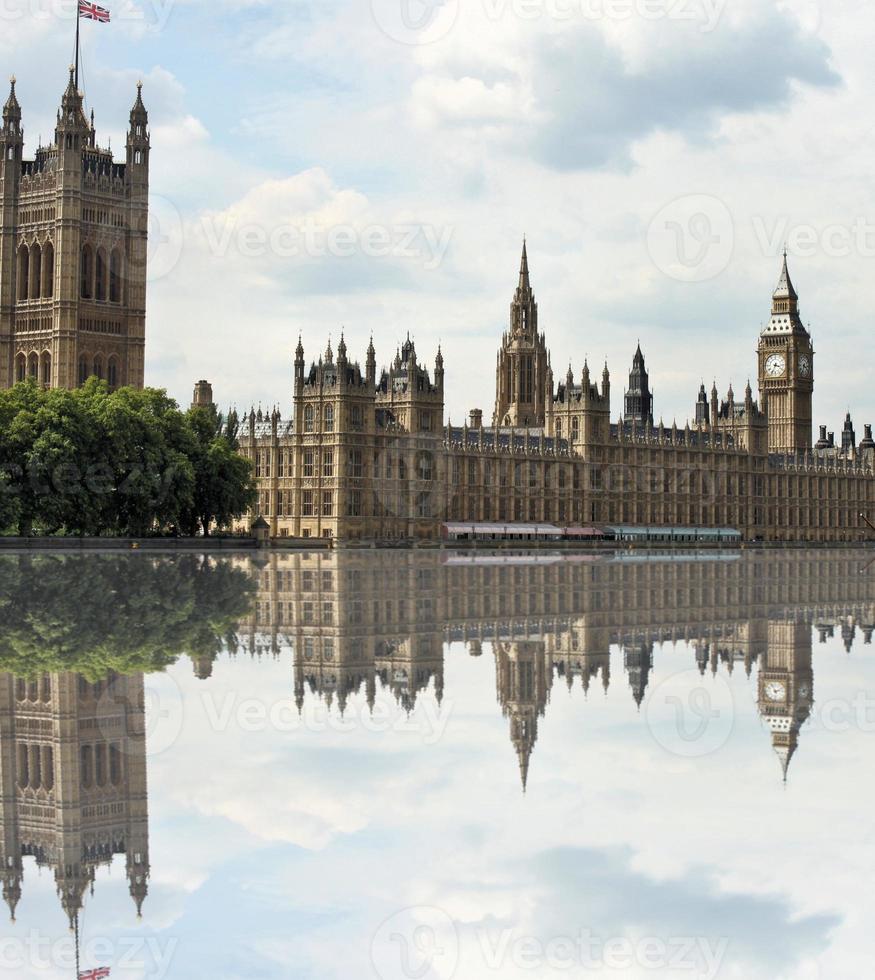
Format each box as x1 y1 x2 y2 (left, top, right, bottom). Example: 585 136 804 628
324 404 334 432
95 744 107 787
134 149 142 164
95 248 107 302
40 351 51 387
15 353 26 383
109 248 121 302
93 354 104 380
17 744 29 789
304 405 314 433
29 243 41 299
109 744 122 785
17 244 29 301
29 745 41 790
42 242 54 297
81 746 93 788
27 352 38 379
107 357 118 389
78 354 90 386
42 746 54 791
80 244 93 299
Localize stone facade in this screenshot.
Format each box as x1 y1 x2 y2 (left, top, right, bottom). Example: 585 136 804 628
0 72 149 391
231 244 875 543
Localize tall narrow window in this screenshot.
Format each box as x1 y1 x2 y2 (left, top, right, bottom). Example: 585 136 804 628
324 404 334 432
78 354 90 386
81 245 93 299
304 405 314 432
107 357 118 389
17 244 29 301
42 242 54 297
109 248 121 302
29 243 41 299
95 249 107 301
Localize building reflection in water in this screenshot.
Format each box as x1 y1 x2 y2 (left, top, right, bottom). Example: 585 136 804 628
237 550 875 790
0 671 149 926
1 549 873 926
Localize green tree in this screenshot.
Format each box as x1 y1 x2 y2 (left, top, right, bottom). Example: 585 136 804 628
181 404 256 537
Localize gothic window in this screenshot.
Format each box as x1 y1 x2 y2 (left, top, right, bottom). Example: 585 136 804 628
304 405 314 432
81 244 94 299
42 746 54 791
78 354 90 386
107 357 118 389
81 746 93 788
40 351 51 387
324 404 335 432
134 149 142 164
323 450 334 478
15 353 26 383
556 419 562 438
95 248 107 302
17 744 29 789
302 490 314 516
95 744 107 787
109 744 122 785
93 354 104 380
17 244 28 301
303 450 314 478
322 491 333 516
27 352 38 379
572 417 580 440
109 248 122 302
29 243 41 299
42 242 54 297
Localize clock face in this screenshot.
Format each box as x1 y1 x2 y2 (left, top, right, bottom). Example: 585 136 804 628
799 355 811 378
765 681 787 702
765 354 786 378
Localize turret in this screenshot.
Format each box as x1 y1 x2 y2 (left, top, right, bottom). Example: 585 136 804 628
126 81 149 180
366 336 376 387
842 412 856 453
602 362 610 403
294 336 305 392
1 76 22 167
695 383 709 425
434 344 444 391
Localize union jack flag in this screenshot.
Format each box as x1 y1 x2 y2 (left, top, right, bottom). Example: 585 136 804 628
79 969 111 980
78 0 110 21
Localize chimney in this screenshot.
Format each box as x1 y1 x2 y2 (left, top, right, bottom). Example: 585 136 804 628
191 380 214 410
469 408 483 430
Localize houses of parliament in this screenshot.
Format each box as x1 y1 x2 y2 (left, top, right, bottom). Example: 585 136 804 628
232 243 875 544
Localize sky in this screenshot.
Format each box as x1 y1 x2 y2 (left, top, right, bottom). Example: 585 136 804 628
2 0 874 430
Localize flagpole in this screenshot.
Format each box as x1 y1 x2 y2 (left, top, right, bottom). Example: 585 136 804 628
74 911 80 980
74 2 80 91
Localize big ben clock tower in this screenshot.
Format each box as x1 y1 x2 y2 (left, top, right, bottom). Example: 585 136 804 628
757 252 814 455
757 620 814 782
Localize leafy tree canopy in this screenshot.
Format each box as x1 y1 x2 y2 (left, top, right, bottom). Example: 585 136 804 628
0 553 256 680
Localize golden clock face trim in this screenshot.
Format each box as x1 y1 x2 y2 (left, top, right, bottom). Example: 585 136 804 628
765 354 786 378
799 355 811 378
765 681 787 702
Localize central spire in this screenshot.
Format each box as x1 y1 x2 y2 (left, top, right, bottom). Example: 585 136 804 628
519 238 530 292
